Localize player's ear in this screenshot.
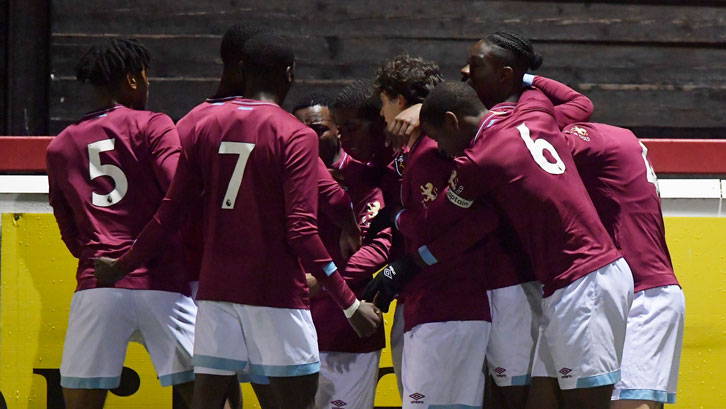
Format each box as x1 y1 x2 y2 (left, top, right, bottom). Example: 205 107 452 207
286 63 295 85
444 111 459 132
500 65 514 85
396 94 407 109
125 73 138 90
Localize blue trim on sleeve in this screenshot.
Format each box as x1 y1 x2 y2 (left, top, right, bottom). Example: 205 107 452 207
159 370 195 386
192 354 248 372
511 374 532 386
418 245 438 266
323 262 337 277
394 209 405 230
61 375 121 389
249 361 320 377
618 389 676 403
523 73 535 87
576 369 620 388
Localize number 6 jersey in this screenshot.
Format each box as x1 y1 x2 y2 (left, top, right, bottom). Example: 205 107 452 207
46 104 189 294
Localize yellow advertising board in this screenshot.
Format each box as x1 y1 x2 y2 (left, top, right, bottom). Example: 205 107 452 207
1 213 725 408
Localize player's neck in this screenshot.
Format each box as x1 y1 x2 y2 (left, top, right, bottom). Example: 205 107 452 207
213 70 245 99
406 128 422 148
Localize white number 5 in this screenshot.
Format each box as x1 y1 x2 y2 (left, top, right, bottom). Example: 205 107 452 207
219 141 255 209
518 123 566 175
88 139 128 207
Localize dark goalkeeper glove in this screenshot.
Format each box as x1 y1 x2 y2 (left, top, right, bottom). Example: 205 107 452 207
363 206 400 244
362 255 421 313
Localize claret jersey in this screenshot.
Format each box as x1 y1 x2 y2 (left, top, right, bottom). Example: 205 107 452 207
119 99 356 310
46 104 189 294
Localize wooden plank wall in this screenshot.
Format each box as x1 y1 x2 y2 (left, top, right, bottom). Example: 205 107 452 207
48 0 726 138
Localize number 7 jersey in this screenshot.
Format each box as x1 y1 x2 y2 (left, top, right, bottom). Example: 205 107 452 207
46 104 189 294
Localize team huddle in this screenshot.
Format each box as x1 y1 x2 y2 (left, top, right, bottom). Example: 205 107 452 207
45 22 685 409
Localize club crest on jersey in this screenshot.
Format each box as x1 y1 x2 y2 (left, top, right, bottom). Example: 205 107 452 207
420 182 438 205
565 125 590 142
383 265 396 279
362 201 381 226
394 153 407 176
448 170 463 194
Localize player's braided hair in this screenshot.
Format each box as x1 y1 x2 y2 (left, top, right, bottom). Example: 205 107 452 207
374 54 443 106
75 38 150 89
220 22 273 66
485 31 543 72
332 80 382 122
420 81 485 127
292 92 333 114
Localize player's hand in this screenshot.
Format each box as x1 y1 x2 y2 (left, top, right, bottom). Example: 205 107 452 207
386 103 422 151
362 255 421 312
339 224 362 259
348 301 382 338
363 205 400 244
93 257 127 284
306 273 321 297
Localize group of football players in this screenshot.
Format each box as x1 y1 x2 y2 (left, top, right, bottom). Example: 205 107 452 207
46 22 684 409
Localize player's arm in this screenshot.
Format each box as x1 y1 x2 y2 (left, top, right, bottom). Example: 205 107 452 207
146 113 182 190
95 144 202 280
524 74 594 129
46 155 83 258
317 158 361 258
283 127 380 336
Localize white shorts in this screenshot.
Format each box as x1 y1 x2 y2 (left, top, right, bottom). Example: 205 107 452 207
60 288 196 389
402 321 491 409
315 350 382 409
486 281 542 387
532 258 634 390
390 302 405 398
192 301 319 378
612 285 685 403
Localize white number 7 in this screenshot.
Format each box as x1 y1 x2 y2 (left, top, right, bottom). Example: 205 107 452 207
219 141 255 209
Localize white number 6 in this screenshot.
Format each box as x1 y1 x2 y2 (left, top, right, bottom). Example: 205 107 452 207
88 139 128 207
518 123 566 175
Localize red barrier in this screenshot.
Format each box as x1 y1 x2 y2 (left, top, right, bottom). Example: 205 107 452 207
1 137 725 174
0 137 53 172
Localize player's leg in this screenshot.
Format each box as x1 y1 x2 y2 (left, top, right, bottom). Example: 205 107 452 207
526 377 562 409
191 301 251 408
251 381 280 409
402 320 490 409
542 258 634 409
487 282 542 409
315 350 381 409
60 288 137 409
134 290 197 405
390 302 405 398
610 285 685 409
239 305 321 409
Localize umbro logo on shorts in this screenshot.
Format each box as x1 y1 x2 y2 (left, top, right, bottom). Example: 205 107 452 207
559 367 573 378
331 400 347 408
383 266 396 279
409 393 425 404
494 367 507 377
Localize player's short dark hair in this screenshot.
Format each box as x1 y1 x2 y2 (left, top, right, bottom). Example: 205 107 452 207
374 54 443 106
220 23 273 66
75 38 150 89
292 92 333 115
420 81 485 127
241 33 294 77
332 80 382 122
485 31 543 72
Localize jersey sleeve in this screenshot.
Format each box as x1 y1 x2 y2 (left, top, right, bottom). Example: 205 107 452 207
317 158 358 232
145 113 182 191
532 76 593 129
397 199 499 265
283 128 357 310
46 151 83 258
117 143 202 271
